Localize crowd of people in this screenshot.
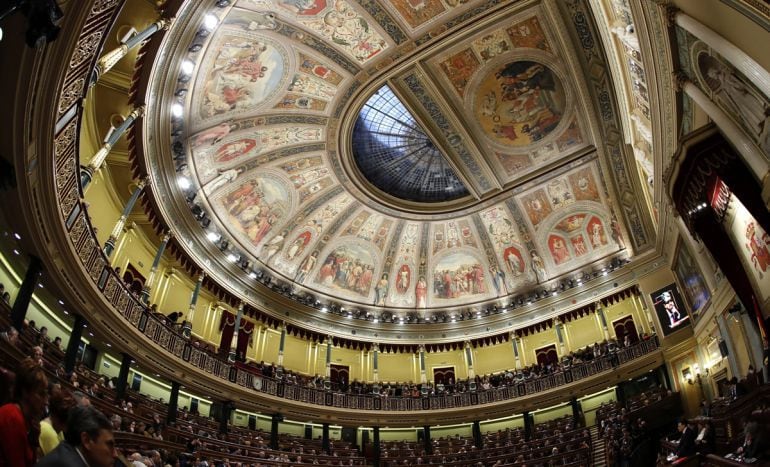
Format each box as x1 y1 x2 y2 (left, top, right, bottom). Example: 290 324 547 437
240 334 656 399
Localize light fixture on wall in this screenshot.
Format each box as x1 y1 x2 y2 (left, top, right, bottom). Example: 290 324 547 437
684 363 709 399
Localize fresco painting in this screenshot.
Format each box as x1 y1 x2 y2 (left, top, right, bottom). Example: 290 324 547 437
285 230 314 260
555 118 583 152
506 16 550 51
432 251 487 300
390 0 446 28
548 234 571 265
521 189 553 227
475 61 566 147
546 179 573 210
554 214 586 234
280 155 325 174
373 219 393 251
439 49 480 97
278 0 328 15
301 0 388 63
274 93 327 111
219 175 291 247
200 35 287 118
290 167 330 188
214 138 257 163
211 127 323 165
570 235 588 257
481 206 520 248
502 246 525 277
696 51 770 154
568 167 600 202
496 152 533 177
287 73 337 99
586 216 608 248
299 53 344 85
316 243 377 297
472 29 511 62
343 211 371 236
433 224 446 254
297 176 333 202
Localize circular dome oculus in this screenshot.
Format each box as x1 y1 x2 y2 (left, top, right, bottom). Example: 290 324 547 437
352 85 469 203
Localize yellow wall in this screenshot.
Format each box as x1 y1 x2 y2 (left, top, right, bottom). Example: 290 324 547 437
433 424 472 439
579 387 617 426
521 327 559 363
83 169 122 247
472 342 515 376
282 334 312 373
378 352 417 383
564 314 602 351
480 414 525 434
532 402 572 424
425 349 466 381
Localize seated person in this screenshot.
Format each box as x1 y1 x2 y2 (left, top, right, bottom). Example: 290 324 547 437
735 421 766 460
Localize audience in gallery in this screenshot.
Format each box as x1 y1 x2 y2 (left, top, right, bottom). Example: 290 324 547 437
0 357 48 466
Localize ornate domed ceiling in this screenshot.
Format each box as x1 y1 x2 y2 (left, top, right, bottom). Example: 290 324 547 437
142 0 653 322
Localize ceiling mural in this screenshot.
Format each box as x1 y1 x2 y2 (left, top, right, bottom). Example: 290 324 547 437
158 0 646 316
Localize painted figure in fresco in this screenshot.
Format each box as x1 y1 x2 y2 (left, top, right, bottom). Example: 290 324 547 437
745 221 770 277
192 121 236 147
590 221 606 248
489 265 507 296
700 54 768 140
375 273 389 306
215 139 256 163
286 231 312 260
530 251 546 283
262 230 288 262
610 216 625 249
396 264 410 294
503 247 523 277
201 167 243 196
571 236 588 256
319 1 386 62
550 237 570 265
295 251 318 283
415 276 427 308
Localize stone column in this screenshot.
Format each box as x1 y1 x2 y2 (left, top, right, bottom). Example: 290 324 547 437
115 353 132 401
183 272 204 338
465 341 475 379
64 315 87 374
596 305 610 340
373 427 381 467
141 232 171 305
104 178 146 258
277 322 287 367
81 107 146 189
512 333 522 369
10 255 43 331
677 76 768 184
322 423 330 454
228 302 245 362
372 343 379 383
90 18 172 85
325 337 332 379
422 425 432 455
715 313 741 378
555 319 566 356
472 420 483 448
672 9 770 99
270 414 281 449
167 381 180 425
419 344 427 384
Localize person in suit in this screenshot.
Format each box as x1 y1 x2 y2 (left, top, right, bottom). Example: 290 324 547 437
36 405 116 467
737 421 766 459
675 419 697 458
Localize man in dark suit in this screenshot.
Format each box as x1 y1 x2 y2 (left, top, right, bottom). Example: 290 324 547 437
37 405 116 467
675 419 697 458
